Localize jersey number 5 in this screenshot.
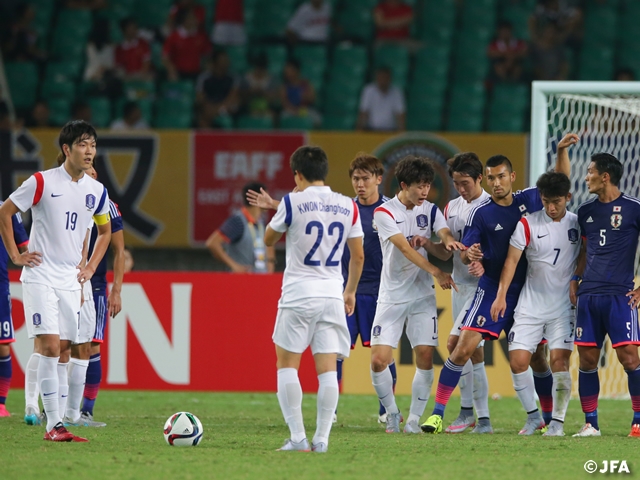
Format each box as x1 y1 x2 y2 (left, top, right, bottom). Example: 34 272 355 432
304 221 344 267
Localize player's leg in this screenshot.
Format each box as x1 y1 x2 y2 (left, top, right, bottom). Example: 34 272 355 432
530 343 553 426
83 288 107 419
470 344 492 433
24 346 42 425
334 295 360 423
0 293 15 417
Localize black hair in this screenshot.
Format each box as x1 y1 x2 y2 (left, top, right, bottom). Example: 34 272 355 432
497 20 513 30
251 51 268 69
286 58 301 71
57 120 97 163
174 6 190 26
536 171 570 198
290 146 328 182
89 17 111 50
242 182 267 206
123 100 140 118
448 152 483 181
485 154 513 172
211 49 228 63
119 16 136 32
591 152 622 186
395 156 435 186
377 66 392 76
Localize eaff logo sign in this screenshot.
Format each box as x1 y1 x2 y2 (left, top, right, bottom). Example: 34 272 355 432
8 271 319 392
191 132 306 244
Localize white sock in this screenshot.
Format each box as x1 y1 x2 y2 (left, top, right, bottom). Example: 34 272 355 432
25 353 41 411
66 358 89 421
459 359 473 409
512 369 538 413
276 368 306 443
473 362 490 418
552 371 572 422
57 362 69 418
38 355 61 431
408 368 433 423
371 366 398 414
313 371 338 446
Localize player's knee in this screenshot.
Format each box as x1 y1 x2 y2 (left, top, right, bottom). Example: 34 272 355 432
370 353 390 372
550 351 571 372
509 356 529 374
618 353 640 372
447 336 458 355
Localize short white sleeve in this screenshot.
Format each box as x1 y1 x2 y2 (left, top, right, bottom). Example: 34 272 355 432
374 208 400 241
432 206 447 234
268 195 289 233
287 4 308 33
393 88 406 114
509 218 528 251
348 204 364 239
96 187 111 216
359 85 373 113
10 175 37 213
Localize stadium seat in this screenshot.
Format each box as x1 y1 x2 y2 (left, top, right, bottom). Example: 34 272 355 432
236 115 274 130
374 44 410 89
48 98 72 126
501 4 531 40
55 9 92 37
487 109 525 133
336 5 374 42
115 97 153 124
322 114 356 131
491 84 529 114
447 112 484 132
252 45 287 78
250 0 296 40
461 0 498 31
45 61 83 82
41 79 76 101
294 45 327 91
134 0 174 29
161 81 195 103
407 95 444 132
5 62 39 111
87 97 112 128
578 46 614 81
108 0 135 19
225 45 249 75
154 111 193 129
322 83 361 115
124 80 156 100
419 0 456 43
51 32 86 60
583 3 618 47
280 115 314 130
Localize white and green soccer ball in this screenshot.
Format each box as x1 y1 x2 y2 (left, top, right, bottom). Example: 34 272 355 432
163 412 203 446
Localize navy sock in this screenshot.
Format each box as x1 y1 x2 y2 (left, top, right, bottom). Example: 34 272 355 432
82 353 102 415
0 355 11 405
626 366 640 426
579 368 599 430
432 359 464 418
533 368 553 425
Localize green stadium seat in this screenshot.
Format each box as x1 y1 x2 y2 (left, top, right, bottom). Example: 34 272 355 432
453 55 490 82
41 79 76 101
294 45 327 91
584 4 618 47
578 46 614 81
447 112 484 132
45 61 83 82
55 9 93 37
322 114 356 131
337 6 373 42
332 45 367 71
491 84 529 112
236 115 274 130
251 45 287 78
51 33 86 60
250 0 296 39
501 4 531 40
225 45 249 75
326 71 365 94
124 80 156 100
5 62 39 110
408 78 447 101
32 4 54 40
154 111 193 128
115 97 153 124
322 83 361 115
487 109 525 133
461 1 498 32
280 115 314 130
162 80 195 103
87 97 112 128
407 110 442 132
134 0 173 29
374 44 410 89
48 98 72 126
109 0 135 19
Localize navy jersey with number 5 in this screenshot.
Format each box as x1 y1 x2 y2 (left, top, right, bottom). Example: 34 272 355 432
577 194 640 296
462 187 543 293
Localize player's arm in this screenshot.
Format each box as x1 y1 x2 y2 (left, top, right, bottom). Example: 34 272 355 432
79 228 90 268
554 133 579 177
206 230 249 273
246 188 280 210
108 229 125 317
266 245 276 273
344 236 364 316
410 236 452 261
0 199 41 267
490 245 524 321
78 221 111 284
569 238 586 306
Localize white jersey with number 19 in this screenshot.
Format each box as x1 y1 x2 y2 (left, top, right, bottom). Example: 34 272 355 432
269 186 363 306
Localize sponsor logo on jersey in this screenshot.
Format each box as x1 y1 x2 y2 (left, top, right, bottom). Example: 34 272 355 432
568 228 579 243
611 214 622 230
495 224 503 231
416 214 428 229
33 313 41 326
576 327 583 339
477 315 486 327
86 194 96 210
586 216 594 223
372 325 381 337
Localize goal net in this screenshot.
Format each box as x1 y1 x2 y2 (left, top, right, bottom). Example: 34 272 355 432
530 81 640 399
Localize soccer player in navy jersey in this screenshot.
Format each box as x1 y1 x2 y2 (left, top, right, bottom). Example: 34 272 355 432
421 136 573 434
570 153 640 438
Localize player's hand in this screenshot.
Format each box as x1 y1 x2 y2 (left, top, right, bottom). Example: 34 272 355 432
468 260 484 278
12 250 42 268
466 243 483 262
626 288 640 309
108 290 122 318
558 133 579 150
410 236 429 249
246 188 276 210
434 270 458 292
344 291 356 316
569 280 579 306
490 297 507 322
77 264 96 284
443 236 465 251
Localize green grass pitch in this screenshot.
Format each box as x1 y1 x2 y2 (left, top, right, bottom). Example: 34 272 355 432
1 391 638 479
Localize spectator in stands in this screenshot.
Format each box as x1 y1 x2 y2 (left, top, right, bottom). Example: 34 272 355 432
0 101 11 130
26 100 53 128
530 24 569 81
286 0 332 45
373 0 414 43
206 182 275 273
83 17 124 99
72 100 93 123
487 21 528 83
115 18 153 81
111 101 149 130
196 50 239 128
2 3 46 62
163 7 212 81
529 0 582 47
615 68 636 82
211 0 246 46
167 0 207 33
239 52 279 118
280 59 320 126
357 66 405 131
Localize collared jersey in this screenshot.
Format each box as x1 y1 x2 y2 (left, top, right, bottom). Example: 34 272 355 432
510 209 581 319
269 186 363 305
342 195 390 296
462 187 543 294
89 200 124 290
444 190 491 285
577 193 640 296
10 166 110 291
0 201 28 291
374 196 448 304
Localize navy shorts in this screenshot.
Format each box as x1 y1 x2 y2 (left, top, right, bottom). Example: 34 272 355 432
575 294 640 349
92 288 108 343
0 292 15 344
347 294 378 349
461 284 519 340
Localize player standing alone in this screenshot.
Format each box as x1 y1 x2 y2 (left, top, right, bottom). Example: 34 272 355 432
571 153 640 437
0 120 112 442
266 146 364 452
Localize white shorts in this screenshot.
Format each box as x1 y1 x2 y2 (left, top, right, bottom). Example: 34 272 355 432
371 295 438 348
449 284 485 347
272 297 350 358
509 310 575 354
76 281 96 344
211 22 246 45
23 283 81 341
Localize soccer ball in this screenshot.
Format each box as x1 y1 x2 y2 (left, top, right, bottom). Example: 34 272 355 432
163 412 203 446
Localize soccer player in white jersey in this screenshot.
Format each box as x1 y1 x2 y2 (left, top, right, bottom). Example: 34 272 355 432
442 152 492 433
0 120 111 442
491 172 580 436
370 155 461 434
266 146 364 453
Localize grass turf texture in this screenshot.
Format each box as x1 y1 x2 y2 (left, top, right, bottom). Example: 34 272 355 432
1 391 638 479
